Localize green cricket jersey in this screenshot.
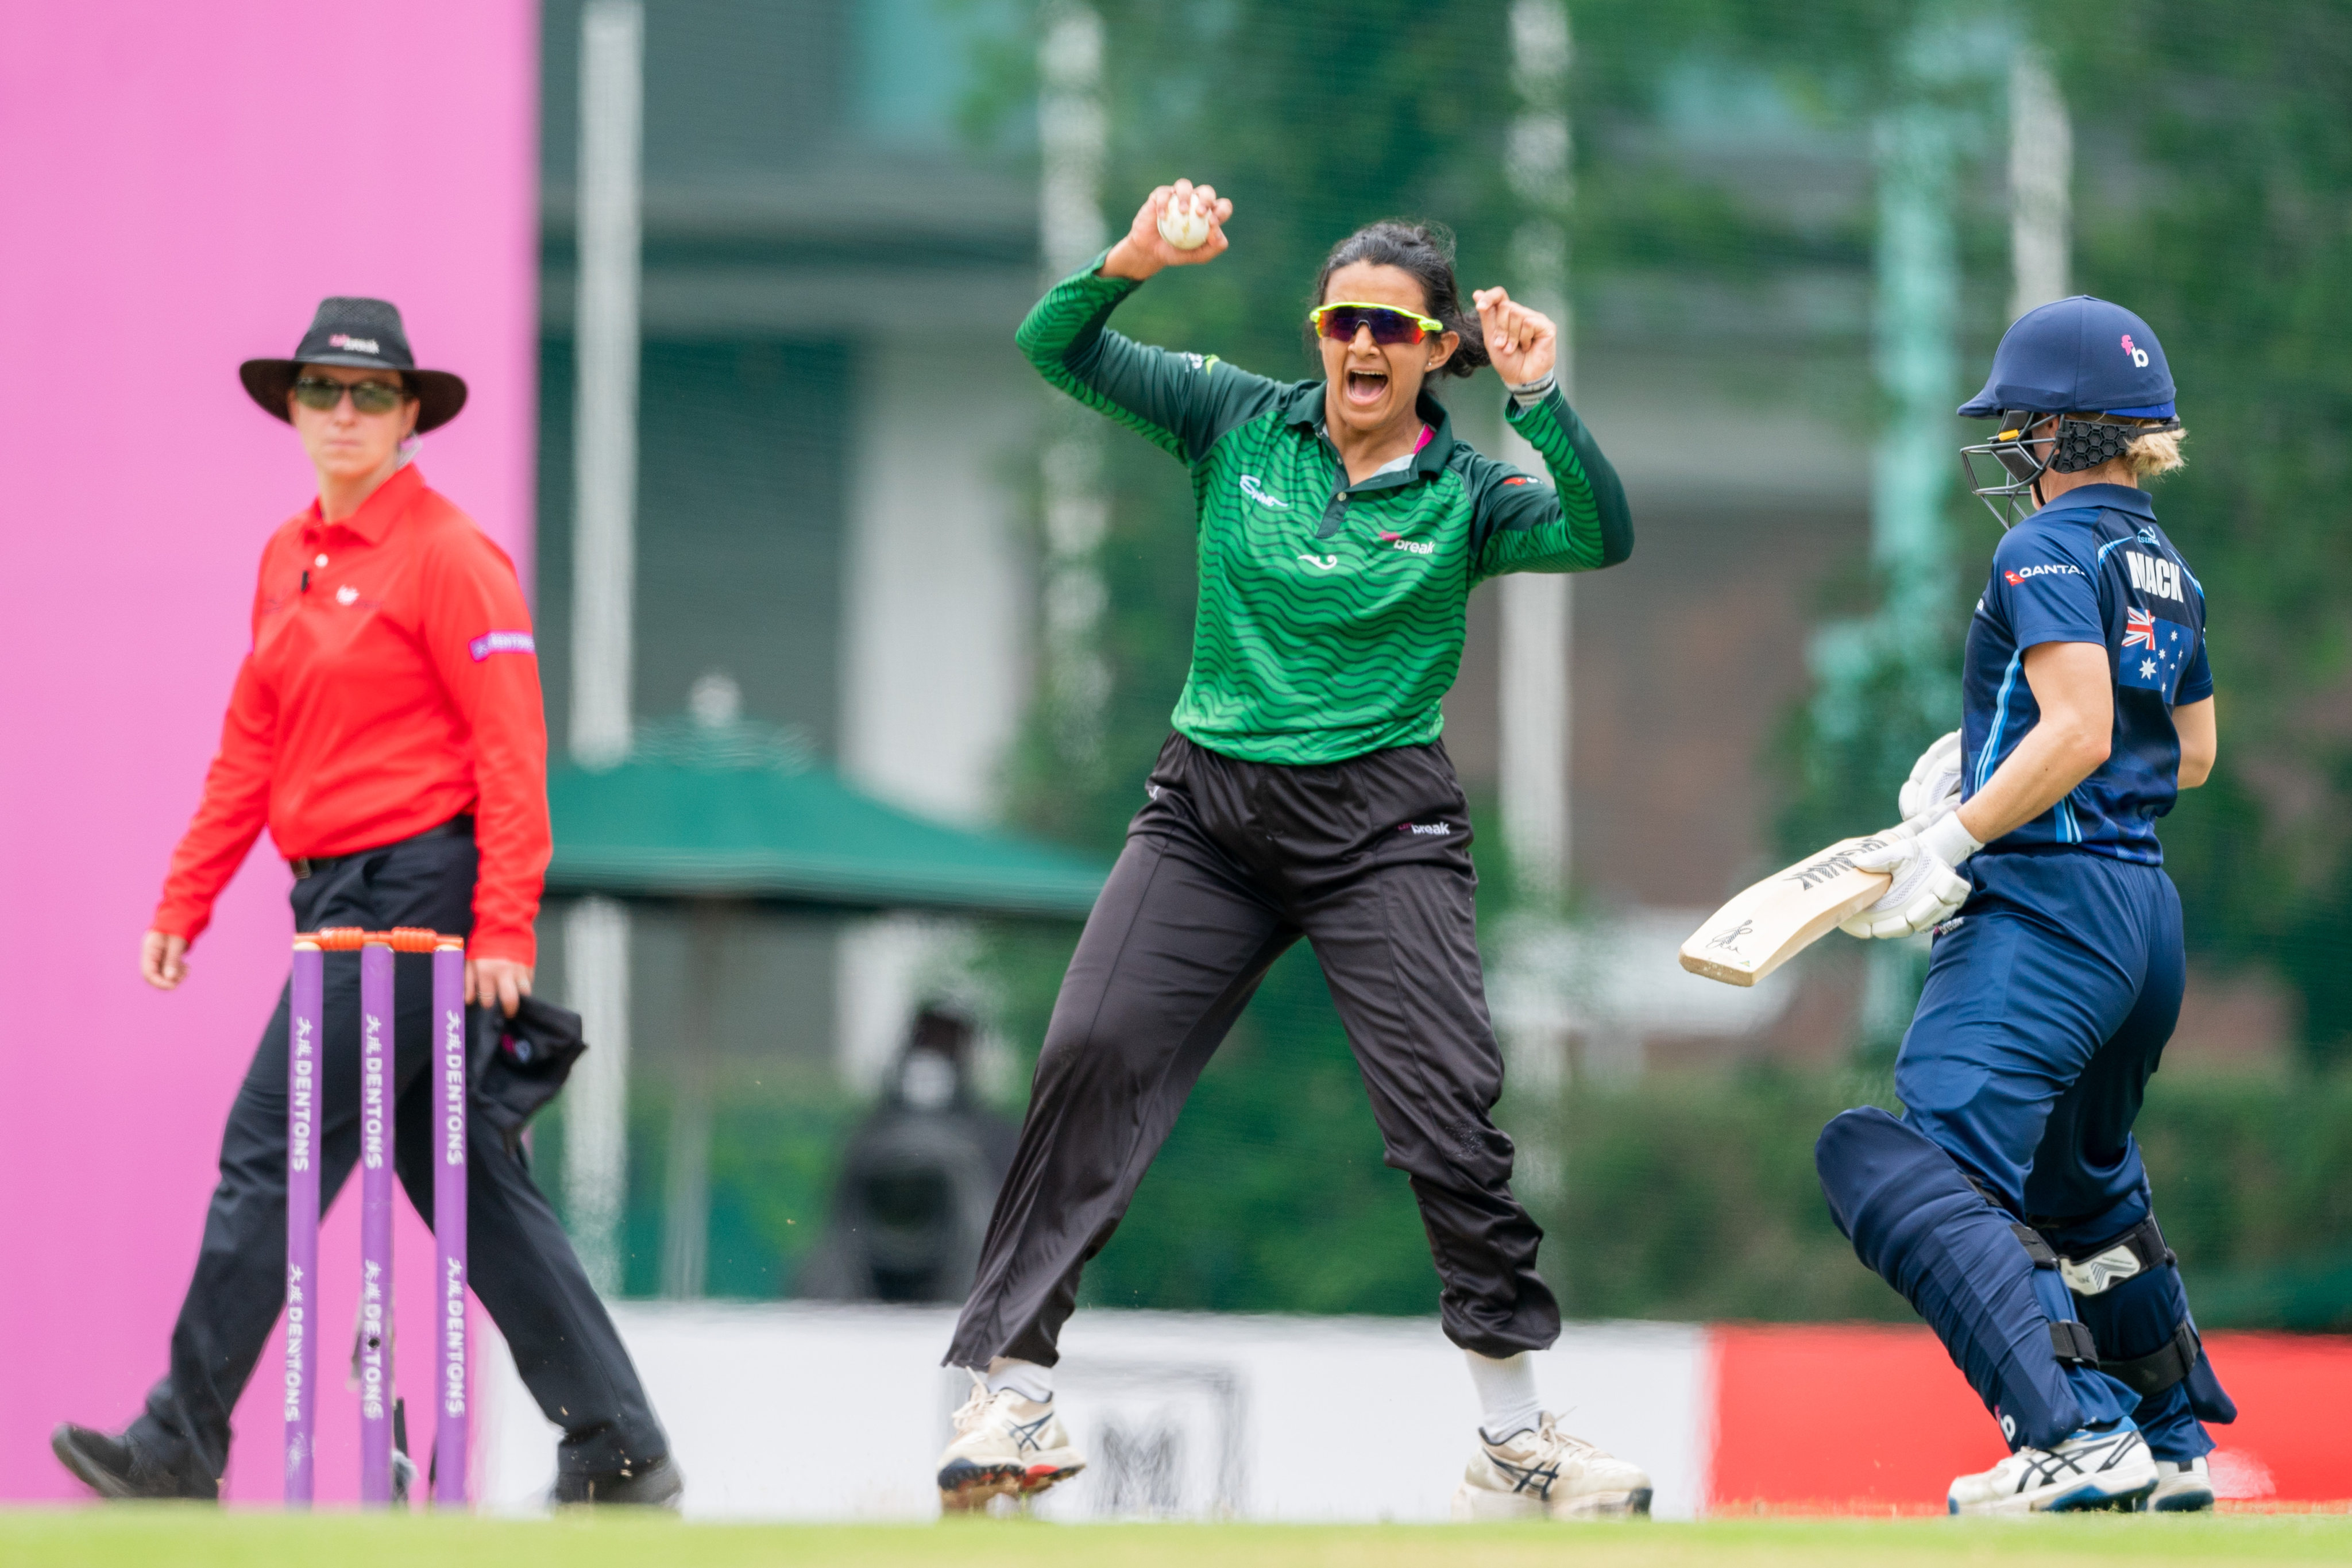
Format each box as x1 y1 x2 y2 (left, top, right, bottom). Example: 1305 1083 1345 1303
1019 258 1633 767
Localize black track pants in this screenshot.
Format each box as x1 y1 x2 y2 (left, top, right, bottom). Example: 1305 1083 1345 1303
947 733 1559 1367
128 828 666 1489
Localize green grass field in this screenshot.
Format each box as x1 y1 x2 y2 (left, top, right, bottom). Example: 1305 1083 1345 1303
5 1510 2350 1568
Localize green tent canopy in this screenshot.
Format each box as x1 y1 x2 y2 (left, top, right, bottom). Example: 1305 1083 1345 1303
545 719 1106 920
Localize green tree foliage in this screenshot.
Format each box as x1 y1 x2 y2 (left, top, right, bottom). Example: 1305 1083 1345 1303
1578 1 2352 1063
2052 2 2352 1063
535 1063 861 1297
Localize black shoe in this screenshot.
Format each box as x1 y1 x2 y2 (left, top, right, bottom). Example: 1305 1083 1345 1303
51 1424 215 1502
551 1453 683 1509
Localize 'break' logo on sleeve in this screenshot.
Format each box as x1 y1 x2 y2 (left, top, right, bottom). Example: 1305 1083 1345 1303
469 631 536 662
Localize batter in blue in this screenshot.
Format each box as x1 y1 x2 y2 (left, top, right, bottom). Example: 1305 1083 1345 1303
1813 296 2235 1517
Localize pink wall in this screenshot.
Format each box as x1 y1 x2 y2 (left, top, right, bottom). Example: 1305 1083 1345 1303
0 3 540 1503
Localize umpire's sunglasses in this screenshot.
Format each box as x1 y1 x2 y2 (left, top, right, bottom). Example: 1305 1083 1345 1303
291 377 412 415
1310 302 1447 346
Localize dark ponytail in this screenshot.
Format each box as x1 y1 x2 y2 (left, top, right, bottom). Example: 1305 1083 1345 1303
1310 220 1487 380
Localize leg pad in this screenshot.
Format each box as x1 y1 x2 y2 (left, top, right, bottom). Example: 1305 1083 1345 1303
1816 1107 2095 1451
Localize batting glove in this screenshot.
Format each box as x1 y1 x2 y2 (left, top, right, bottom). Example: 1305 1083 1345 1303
1839 810 1980 940
1899 729 1965 821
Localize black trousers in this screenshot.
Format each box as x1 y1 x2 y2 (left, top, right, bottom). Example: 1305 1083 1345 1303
947 734 1559 1368
130 828 665 1488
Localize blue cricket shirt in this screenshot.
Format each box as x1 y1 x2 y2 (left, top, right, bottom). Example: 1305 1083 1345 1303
1961 483 2213 864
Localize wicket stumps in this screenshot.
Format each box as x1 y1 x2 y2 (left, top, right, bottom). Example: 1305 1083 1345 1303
285 927 469 1508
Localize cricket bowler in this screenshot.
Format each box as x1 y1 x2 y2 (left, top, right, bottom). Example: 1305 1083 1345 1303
932 180 1648 1520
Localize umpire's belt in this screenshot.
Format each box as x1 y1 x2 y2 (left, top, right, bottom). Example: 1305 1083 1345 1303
289 815 474 880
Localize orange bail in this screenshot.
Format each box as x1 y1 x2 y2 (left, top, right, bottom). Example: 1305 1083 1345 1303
314 928 369 952
388 927 441 954
434 934 466 953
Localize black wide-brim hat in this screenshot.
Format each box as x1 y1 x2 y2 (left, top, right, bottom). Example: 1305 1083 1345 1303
240 296 468 432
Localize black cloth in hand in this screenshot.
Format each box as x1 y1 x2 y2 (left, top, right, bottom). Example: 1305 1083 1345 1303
468 994 588 1154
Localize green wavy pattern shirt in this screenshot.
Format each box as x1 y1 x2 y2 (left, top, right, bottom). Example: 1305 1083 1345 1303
1019 259 1634 767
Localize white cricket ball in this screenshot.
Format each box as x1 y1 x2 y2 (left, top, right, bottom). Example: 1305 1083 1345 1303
1157 195 1211 250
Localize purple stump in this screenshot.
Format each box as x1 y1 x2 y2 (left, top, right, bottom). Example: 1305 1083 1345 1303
358 938 396 1505
431 938 469 1505
285 938 323 1508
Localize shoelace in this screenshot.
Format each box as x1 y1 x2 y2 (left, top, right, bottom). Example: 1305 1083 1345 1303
1496 1418 1601 1466
949 1370 995 1435
1536 1420 1605 1461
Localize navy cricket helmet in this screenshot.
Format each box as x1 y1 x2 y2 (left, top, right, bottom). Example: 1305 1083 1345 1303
1958 296 2183 527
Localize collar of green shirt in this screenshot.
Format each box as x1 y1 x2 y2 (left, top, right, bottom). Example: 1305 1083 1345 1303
1283 381 1458 491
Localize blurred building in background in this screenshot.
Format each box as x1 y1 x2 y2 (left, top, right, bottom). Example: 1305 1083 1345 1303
530 0 1049 1298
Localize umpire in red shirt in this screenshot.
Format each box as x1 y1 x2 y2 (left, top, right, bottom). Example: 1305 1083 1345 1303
52 298 677 1505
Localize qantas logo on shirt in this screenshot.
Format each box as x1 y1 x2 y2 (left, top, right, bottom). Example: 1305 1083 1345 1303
469 631 536 661
2124 550 2185 602
1239 475 1290 509
2003 562 2083 585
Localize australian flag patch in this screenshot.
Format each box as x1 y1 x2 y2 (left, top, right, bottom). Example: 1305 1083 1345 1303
2119 605 2191 698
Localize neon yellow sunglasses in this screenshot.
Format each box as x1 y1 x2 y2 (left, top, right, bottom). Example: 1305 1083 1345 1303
1310 302 1447 345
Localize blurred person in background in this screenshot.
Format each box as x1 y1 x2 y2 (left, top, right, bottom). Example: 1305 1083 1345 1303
934 180 1646 1521
800 1006 1019 1304
51 298 679 1507
1815 296 2233 1515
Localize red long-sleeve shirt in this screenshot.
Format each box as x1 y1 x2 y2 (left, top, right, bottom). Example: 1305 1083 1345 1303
154 464 550 964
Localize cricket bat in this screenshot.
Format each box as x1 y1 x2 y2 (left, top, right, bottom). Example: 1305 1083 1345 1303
1678 833 1897 987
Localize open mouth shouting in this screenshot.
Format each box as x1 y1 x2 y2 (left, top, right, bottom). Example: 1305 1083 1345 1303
1344 361 1391 410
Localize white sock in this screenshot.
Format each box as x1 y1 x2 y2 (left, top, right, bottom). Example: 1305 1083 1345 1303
986 1356 1053 1403
1465 1350 1542 1442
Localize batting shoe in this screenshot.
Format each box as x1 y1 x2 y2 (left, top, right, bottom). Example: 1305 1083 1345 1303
2145 1456 2216 1513
1450 1416 1653 1521
936 1373 1086 1511
1947 1423 2158 1515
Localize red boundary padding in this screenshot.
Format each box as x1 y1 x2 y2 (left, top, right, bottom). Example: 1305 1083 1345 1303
2190 1331 2352 1503
1708 1322 1999 1513
1708 1322 2352 1512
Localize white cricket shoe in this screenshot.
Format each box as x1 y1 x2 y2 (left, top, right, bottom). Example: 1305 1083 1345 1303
1451 1415 1653 1521
2146 1456 2215 1513
934 1373 1086 1512
1947 1423 2158 1515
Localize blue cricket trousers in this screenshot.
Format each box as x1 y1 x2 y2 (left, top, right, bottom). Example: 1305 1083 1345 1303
1895 848 2211 1458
